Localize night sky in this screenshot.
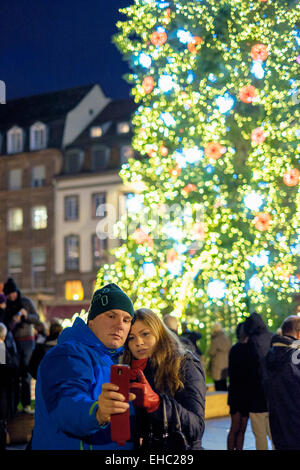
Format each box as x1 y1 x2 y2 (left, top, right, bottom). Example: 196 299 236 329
1 0 135 101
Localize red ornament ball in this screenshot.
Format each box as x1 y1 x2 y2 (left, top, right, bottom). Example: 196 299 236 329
251 127 266 144
283 168 300 187
239 85 258 103
160 145 169 157
205 142 225 160
142 76 155 94
187 36 203 54
150 31 167 46
254 212 272 231
183 183 197 194
251 44 268 61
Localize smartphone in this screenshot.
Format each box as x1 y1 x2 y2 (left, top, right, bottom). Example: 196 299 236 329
110 364 131 446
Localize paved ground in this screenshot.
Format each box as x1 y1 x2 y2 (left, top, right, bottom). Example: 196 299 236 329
7 416 275 451
202 416 273 451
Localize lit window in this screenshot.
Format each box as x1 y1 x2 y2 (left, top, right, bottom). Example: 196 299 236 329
120 145 134 164
32 206 47 229
90 126 103 138
30 122 47 150
8 249 22 286
65 235 80 271
7 126 24 154
31 165 45 187
8 208 23 231
65 280 84 301
65 195 79 221
31 247 46 288
8 169 22 190
92 192 106 218
92 234 108 269
117 122 130 134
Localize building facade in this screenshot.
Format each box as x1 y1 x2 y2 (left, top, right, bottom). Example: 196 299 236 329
0 85 136 320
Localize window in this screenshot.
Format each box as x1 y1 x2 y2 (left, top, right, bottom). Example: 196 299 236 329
65 235 80 271
7 126 24 154
92 234 108 269
120 145 134 165
31 247 46 288
8 249 22 285
65 195 79 221
64 149 84 174
117 122 130 134
8 208 23 231
30 122 47 150
32 206 47 229
65 280 84 301
91 145 110 170
31 165 46 187
8 169 22 190
90 126 102 138
92 192 106 218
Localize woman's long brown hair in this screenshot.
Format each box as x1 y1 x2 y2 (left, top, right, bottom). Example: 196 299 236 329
124 308 186 396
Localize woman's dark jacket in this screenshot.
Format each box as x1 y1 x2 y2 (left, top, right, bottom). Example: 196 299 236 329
134 352 206 450
244 313 273 412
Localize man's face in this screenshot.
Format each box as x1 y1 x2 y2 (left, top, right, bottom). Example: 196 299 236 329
88 309 132 349
7 292 17 301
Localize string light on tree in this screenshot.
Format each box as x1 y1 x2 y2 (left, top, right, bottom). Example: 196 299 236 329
95 0 300 333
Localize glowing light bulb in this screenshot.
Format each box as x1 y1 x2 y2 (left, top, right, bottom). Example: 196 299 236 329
249 275 263 293
216 93 235 114
244 192 264 211
207 280 227 299
158 74 175 92
251 61 265 79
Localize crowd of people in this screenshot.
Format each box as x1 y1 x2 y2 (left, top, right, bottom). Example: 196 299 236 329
0 277 300 451
0 278 62 450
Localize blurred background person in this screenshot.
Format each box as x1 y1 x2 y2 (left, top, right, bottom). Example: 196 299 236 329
244 312 273 450
207 322 231 391
227 322 252 450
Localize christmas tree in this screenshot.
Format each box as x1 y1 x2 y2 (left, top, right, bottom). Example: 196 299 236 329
96 0 300 333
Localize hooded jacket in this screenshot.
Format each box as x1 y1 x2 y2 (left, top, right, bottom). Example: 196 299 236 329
32 317 135 450
244 312 273 412
264 334 300 450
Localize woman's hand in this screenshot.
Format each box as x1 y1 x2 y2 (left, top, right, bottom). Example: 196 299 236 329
130 369 160 413
96 383 136 425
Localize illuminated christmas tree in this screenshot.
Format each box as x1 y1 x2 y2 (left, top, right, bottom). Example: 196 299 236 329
96 0 300 332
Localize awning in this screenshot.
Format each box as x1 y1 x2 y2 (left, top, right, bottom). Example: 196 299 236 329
45 304 90 320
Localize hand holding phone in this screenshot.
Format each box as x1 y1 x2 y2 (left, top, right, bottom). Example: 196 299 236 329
110 364 131 446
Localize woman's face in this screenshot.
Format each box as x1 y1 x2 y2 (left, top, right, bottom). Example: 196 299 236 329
127 320 157 359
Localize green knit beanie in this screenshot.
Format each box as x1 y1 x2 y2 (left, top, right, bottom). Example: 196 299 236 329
87 283 135 321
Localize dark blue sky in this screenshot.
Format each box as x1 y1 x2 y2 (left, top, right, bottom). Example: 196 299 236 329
1 0 134 101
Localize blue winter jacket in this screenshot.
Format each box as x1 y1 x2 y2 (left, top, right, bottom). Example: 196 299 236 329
31 317 135 450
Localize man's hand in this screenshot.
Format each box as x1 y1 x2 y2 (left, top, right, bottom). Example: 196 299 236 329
20 308 28 318
96 383 136 425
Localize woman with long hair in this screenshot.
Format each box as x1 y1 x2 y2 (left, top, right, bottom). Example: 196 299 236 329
123 308 206 451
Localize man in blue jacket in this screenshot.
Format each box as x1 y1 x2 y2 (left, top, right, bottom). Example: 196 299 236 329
32 283 136 450
264 315 300 450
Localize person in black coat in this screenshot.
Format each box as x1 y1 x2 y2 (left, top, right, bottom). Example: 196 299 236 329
264 315 300 450
244 312 274 450
227 323 253 450
124 308 206 451
3 278 40 413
